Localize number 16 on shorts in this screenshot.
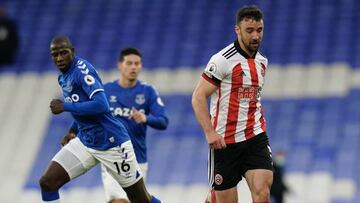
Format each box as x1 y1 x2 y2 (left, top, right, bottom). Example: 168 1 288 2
114 160 131 177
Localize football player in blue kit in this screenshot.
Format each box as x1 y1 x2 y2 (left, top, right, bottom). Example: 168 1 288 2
39 35 161 203
101 48 168 203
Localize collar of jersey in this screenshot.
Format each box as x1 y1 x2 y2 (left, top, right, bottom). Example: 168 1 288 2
62 56 79 75
115 80 140 90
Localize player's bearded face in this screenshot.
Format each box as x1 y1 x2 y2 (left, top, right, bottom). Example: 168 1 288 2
50 44 74 71
236 18 263 54
119 54 142 81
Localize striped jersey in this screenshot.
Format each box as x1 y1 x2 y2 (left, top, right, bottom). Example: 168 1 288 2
202 40 267 144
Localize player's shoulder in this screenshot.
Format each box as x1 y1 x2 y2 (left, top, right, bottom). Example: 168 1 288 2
256 51 267 60
219 42 238 59
205 43 234 74
139 80 160 95
70 57 100 86
256 51 268 65
104 80 117 89
72 56 97 75
138 80 149 86
210 42 235 65
139 80 155 90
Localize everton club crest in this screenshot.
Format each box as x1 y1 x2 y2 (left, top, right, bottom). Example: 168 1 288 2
65 80 73 92
135 94 145 105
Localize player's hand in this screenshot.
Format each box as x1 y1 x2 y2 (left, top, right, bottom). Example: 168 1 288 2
61 132 76 147
206 131 226 150
50 99 64 114
129 107 147 124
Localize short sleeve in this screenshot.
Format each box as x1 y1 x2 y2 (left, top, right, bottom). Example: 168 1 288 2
148 85 166 110
75 61 104 99
202 54 228 86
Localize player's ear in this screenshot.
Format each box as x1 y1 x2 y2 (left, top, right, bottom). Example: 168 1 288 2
234 25 240 35
117 61 122 70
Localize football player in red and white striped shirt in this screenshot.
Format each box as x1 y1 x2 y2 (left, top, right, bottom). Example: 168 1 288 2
192 5 273 203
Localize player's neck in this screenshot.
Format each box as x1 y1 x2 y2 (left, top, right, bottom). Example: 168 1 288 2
59 65 71 74
118 78 137 88
238 40 256 58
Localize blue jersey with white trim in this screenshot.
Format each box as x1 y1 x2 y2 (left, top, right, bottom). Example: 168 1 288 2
58 56 130 150
104 80 168 163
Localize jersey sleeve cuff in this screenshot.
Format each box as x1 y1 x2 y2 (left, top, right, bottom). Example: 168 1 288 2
201 73 220 86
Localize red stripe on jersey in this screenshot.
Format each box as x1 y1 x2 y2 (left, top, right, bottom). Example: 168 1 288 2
245 59 258 140
249 59 259 85
213 86 221 129
202 73 220 87
260 105 266 131
224 64 242 144
261 62 266 71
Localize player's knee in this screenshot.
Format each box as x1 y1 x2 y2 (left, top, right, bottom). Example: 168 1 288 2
39 175 60 191
252 185 270 200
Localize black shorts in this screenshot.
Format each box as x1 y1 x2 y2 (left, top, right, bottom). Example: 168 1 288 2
209 132 273 191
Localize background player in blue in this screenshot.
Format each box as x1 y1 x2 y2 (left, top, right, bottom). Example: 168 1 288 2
101 48 169 203
39 35 161 203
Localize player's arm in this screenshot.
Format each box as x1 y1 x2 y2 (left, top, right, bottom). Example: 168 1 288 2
130 107 168 129
129 87 169 129
62 70 110 115
63 91 109 115
146 112 168 130
50 72 109 115
145 88 169 129
192 75 226 149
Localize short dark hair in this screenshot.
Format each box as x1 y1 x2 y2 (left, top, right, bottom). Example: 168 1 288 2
236 5 263 24
119 48 142 62
50 35 73 48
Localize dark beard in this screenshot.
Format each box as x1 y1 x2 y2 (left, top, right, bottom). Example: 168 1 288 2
241 38 258 56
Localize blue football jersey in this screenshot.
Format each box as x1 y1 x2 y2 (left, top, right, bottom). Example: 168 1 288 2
104 80 168 163
58 56 130 150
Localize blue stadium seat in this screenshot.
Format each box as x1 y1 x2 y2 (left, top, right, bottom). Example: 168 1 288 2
3 0 360 70
285 146 312 173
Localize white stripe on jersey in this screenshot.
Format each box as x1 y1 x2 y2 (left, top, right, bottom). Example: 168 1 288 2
89 88 104 99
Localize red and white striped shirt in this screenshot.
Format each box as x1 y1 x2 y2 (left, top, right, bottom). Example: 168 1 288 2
202 40 267 144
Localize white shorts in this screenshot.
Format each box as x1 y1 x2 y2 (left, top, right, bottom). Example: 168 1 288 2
101 162 148 202
52 137 142 188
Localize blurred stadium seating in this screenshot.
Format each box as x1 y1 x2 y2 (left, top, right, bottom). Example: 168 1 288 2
0 0 360 202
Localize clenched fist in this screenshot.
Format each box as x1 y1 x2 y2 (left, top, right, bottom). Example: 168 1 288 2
50 99 64 114
61 132 76 146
